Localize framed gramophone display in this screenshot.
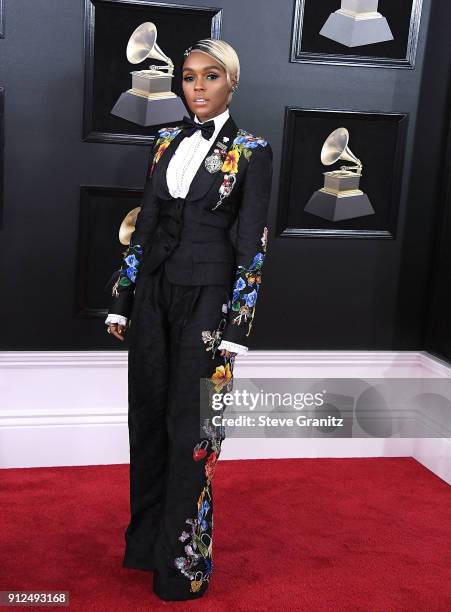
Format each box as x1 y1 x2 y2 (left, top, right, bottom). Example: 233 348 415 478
83 0 222 145
291 0 424 68
276 107 408 239
111 21 188 126
304 127 376 222
75 185 144 318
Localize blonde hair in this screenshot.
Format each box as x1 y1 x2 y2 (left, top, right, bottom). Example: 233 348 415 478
183 38 240 106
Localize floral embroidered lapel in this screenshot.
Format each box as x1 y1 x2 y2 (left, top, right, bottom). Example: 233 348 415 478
151 115 241 203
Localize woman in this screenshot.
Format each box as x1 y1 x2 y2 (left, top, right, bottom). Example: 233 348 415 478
105 38 273 601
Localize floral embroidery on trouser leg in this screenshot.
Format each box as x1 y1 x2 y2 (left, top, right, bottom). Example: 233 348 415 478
173 355 234 593
201 300 230 359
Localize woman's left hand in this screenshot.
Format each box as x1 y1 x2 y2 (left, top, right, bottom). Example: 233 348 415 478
219 349 237 359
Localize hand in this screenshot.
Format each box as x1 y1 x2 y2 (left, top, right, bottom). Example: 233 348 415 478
219 349 237 359
107 323 127 341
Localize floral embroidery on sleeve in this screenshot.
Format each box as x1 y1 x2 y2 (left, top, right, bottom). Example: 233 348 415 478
230 226 268 336
111 243 143 297
111 126 182 298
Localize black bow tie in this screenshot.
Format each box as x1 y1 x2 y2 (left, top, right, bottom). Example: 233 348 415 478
180 115 215 140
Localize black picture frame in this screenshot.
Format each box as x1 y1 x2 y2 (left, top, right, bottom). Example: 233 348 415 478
276 107 408 239
83 0 222 145
75 185 145 318
0 88 4 230
0 0 4 39
291 0 424 69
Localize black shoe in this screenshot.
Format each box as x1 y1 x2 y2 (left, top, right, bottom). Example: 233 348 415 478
152 570 209 601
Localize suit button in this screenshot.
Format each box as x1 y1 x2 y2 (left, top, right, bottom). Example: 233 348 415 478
164 245 171 252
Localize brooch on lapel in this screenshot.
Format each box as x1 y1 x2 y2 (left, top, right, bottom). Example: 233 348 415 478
204 141 228 174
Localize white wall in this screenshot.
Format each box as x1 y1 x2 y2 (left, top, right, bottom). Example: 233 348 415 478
1 350 450 484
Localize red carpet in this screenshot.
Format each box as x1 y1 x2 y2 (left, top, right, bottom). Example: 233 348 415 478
1 458 450 611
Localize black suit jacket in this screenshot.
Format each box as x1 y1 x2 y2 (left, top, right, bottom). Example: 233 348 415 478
107 113 273 348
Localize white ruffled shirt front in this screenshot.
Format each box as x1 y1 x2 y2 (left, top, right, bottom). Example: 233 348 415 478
105 108 248 356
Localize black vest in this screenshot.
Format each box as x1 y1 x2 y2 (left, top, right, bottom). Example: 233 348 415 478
140 195 236 286
139 115 243 287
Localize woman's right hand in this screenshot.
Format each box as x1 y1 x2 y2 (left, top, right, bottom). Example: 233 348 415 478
107 323 127 341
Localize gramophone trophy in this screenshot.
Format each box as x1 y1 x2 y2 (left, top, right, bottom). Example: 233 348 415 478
111 22 188 126
119 207 141 245
319 0 393 47
304 127 375 222
105 207 141 296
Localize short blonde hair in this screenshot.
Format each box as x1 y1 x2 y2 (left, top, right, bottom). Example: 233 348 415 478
183 38 240 106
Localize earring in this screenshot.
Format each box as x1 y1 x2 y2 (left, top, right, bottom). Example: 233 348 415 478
232 83 239 92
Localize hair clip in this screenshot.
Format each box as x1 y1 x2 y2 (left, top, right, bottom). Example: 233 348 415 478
183 46 193 58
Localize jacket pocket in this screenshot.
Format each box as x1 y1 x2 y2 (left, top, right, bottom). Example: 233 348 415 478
192 241 235 263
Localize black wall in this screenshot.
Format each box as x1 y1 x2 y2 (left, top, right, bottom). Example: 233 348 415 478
396 0 451 358
1 0 451 355
424 53 451 362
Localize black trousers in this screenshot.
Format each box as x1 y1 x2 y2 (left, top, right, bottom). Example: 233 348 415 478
124 263 235 601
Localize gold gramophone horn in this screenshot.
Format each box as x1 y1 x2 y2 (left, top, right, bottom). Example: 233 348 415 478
321 127 362 174
126 22 174 74
119 207 141 245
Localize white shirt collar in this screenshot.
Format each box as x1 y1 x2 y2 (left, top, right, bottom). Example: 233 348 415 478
194 107 230 134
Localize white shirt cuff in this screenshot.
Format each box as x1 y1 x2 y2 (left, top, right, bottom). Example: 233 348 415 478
105 318 247 355
218 340 248 355
105 314 128 326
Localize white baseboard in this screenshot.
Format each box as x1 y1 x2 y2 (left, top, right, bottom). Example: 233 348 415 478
0 350 450 484
412 437 451 484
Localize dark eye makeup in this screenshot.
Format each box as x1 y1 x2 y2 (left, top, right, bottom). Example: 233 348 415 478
183 73 220 82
